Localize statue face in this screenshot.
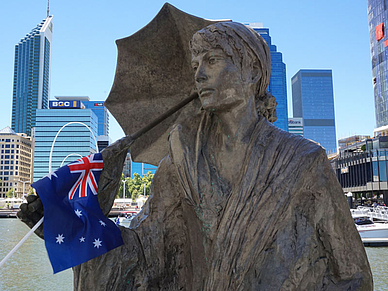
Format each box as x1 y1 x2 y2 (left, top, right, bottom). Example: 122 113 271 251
191 48 248 112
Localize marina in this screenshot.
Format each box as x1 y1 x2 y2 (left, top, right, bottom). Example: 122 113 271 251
0 217 387 290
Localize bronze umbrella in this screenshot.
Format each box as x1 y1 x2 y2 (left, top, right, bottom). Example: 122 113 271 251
98 3 222 214
105 3 219 166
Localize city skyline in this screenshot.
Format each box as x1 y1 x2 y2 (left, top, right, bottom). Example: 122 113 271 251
0 0 375 143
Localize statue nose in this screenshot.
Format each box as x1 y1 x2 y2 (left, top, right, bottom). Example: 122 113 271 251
195 67 208 83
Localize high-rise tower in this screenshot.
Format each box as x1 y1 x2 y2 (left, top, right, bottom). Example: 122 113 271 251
247 23 288 131
11 16 53 136
367 0 388 130
292 69 337 154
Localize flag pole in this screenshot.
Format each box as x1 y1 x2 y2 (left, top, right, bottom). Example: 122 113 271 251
0 217 44 268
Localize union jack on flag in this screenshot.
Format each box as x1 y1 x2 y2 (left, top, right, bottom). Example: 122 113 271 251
68 155 104 199
32 153 123 274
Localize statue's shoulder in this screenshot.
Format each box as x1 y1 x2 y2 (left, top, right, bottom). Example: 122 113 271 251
260 119 327 161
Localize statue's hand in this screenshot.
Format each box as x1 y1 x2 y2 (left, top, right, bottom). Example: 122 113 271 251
17 195 44 239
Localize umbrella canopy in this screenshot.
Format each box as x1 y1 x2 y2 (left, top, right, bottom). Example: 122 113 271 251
105 3 219 165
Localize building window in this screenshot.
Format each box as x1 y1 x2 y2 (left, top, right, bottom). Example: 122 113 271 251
377 23 384 41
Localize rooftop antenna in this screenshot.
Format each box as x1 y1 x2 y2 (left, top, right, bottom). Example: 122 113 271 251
47 0 50 17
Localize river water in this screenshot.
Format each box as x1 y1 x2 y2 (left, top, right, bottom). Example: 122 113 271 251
0 218 387 290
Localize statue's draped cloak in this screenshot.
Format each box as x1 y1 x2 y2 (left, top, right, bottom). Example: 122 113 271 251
74 113 372 290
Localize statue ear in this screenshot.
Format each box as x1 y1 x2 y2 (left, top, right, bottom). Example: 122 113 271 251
251 61 262 84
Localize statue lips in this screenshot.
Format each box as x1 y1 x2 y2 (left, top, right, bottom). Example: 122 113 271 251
199 88 215 98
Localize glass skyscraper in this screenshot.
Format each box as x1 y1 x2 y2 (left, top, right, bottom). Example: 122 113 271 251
53 97 110 151
247 24 288 131
292 69 337 154
82 101 109 136
33 105 98 182
12 16 53 136
367 0 388 129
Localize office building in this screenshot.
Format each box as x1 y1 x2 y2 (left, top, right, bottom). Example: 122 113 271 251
123 152 132 178
332 135 388 205
33 98 98 181
247 23 288 131
81 100 109 136
292 69 337 154
11 16 53 136
338 135 370 152
367 0 388 130
130 161 157 178
288 118 304 136
0 126 33 198
123 151 157 179
54 97 110 151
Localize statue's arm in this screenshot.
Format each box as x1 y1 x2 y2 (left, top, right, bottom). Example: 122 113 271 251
308 149 373 290
17 135 133 237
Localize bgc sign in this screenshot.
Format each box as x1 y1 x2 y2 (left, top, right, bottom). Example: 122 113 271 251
49 100 82 109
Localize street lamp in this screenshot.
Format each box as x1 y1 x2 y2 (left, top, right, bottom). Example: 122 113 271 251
18 180 29 198
122 179 126 200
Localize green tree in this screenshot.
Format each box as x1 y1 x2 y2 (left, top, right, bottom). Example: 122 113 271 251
122 172 155 201
28 187 34 196
6 189 13 198
141 172 154 196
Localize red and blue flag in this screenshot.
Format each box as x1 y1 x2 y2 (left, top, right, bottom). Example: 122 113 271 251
31 153 123 273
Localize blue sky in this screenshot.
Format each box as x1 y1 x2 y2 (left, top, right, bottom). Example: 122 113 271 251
0 0 374 142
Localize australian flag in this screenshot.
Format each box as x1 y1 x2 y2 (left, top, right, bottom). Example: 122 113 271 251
32 153 124 273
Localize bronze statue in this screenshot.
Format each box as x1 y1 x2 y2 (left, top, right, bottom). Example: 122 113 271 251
19 8 372 291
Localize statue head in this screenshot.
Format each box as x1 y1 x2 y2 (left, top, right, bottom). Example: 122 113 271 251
189 22 277 122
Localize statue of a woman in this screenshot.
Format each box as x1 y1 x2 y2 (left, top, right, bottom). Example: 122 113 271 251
20 22 373 290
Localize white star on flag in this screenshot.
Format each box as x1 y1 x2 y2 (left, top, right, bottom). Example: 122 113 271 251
93 238 102 249
56 234 65 245
99 220 106 227
79 237 85 243
45 171 58 180
75 209 82 217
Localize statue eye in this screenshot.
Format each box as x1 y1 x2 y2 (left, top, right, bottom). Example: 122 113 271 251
191 63 198 71
208 57 217 64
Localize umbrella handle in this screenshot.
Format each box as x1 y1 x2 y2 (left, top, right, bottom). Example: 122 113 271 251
131 92 198 141
102 92 198 157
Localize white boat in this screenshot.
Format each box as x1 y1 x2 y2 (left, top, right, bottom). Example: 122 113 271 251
352 211 388 246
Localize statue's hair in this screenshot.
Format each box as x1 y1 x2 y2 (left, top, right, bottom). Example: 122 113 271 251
189 22 277 122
